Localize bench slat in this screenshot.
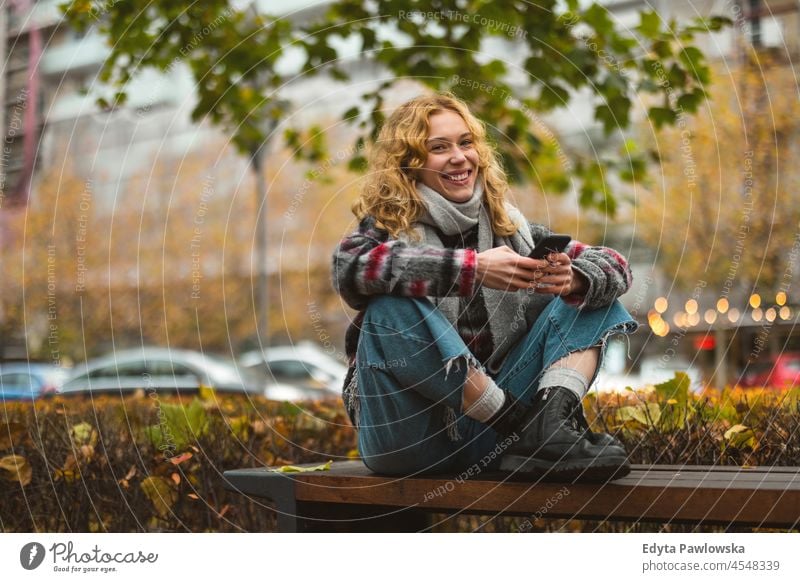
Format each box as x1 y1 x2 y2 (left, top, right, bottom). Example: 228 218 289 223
224 461 800 530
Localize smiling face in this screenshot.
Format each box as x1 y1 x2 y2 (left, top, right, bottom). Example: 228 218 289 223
417 109 480 203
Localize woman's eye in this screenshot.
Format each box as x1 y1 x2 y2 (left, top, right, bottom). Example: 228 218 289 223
461 140 473 147
431 145 446 152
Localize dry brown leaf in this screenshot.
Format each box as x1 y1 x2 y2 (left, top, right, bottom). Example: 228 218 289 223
0 454 32 486
62 454 78 471
168 452 193 465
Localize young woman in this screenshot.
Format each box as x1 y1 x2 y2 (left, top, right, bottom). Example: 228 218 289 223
332 93 638 482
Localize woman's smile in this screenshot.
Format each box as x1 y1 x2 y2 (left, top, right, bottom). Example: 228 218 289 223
418 110 480 202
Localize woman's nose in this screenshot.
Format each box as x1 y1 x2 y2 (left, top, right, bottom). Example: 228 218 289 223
449 147 466 163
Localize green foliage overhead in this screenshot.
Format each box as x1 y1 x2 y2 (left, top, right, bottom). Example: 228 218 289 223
61 0 730 213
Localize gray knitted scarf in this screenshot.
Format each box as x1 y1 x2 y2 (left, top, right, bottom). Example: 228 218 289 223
412 179 537 371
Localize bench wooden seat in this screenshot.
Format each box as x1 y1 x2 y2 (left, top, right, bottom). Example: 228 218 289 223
223 461 800 532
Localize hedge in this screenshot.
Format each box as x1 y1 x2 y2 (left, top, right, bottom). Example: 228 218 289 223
2 374 798 532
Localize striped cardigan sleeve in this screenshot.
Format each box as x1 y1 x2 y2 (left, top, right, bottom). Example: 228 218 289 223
332 216 478 310
529 222 633 310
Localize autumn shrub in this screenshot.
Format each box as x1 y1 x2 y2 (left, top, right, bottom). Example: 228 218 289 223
0 392 356 532
2 375 798 532
587 374 800 467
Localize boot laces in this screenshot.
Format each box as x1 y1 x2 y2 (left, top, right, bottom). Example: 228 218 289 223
568 402 592 437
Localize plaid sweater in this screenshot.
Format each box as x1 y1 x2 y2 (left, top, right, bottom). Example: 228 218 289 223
332 215 633 414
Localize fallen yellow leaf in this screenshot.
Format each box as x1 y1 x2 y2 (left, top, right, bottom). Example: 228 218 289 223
271 460 333 473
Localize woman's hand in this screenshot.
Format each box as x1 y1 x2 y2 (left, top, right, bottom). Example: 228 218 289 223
476 246 539 291
528 252 588 296
476 247 587 296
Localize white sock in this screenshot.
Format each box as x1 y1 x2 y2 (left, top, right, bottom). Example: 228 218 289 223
538 367 589 400
464 378 506 423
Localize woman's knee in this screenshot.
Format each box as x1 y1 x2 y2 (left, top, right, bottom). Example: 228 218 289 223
363 296 432 327
547 299 632 333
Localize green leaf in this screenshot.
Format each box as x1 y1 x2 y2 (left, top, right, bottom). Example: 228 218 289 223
348 155 368 173
677 90 705 113
649 106 677 129
343 106 359 121
617 403 661 427
539 84 570 110
782 387 800 411
652 39 672 59
705 16 734 31
654 372 690 408
595 104 617 134
483 59 507 77
723 424 758 450
596 94 631 134
638 11 661 38
655 373 693 430
183 399 209 436
361 28 377 51
621 138 639 156
600 187 617 214
144 398 208 453
667 63 688 87
71 422 94 445
228 416 250 440
330 67 349 82
525 56 554 80
582 3 614 35
619 154 647 183
140 476 178 518
679 46 705 72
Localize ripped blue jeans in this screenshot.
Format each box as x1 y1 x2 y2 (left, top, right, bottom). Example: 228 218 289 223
353 295 638 476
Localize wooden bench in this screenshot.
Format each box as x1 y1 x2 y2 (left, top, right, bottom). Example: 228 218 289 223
223 461 800 532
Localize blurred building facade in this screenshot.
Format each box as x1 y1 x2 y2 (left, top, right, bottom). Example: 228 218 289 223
2 0 799 385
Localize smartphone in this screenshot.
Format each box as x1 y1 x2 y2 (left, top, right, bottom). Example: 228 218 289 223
529 234 572 260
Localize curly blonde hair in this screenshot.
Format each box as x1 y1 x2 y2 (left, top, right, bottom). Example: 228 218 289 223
352 93 518 239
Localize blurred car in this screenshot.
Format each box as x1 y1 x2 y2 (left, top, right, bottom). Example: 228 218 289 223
0 362 68 401
263 382 341 402
60 348 263 395
238 341 346 399
739 353 800 389
594 357 703 393
638 357 703 392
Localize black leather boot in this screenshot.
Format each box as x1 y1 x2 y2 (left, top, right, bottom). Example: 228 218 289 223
496 386 630 482
487 389 626 453
580 415 627 453
485 390 531 436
